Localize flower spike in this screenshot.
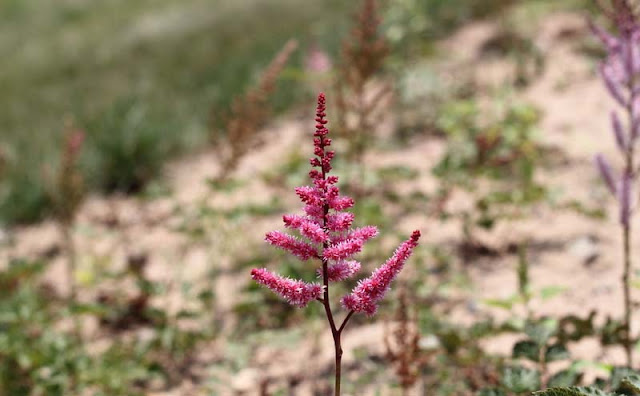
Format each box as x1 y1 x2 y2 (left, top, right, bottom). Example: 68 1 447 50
341 231 421 315
251 268 322 307
251 92 422 390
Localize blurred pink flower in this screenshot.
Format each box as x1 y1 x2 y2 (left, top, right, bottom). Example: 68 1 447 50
305 44 333 74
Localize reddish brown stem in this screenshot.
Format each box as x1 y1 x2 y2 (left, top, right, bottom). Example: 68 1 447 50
317 131 356 395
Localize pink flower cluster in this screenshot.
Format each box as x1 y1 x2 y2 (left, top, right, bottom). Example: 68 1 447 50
592 19 640 226
252 92 420 315
341 230 421 315
251 268 323 307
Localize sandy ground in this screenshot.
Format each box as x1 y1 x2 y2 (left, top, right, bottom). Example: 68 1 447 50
3 10 639 396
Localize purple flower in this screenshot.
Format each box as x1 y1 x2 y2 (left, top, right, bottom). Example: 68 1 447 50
595 154 618 195
601 63 627 106
620 171 632 226
612 111 627 151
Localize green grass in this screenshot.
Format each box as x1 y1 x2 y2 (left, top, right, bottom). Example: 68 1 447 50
0 0 355 224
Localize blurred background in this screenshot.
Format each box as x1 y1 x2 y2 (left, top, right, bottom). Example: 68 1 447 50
3 0 634 395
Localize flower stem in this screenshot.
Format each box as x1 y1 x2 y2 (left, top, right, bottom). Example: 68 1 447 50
624 77 635 367
623 222 633 367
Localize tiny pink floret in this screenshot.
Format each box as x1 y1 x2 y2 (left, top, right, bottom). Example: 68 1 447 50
251 268 322 307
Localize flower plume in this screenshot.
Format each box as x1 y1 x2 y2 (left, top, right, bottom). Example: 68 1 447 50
341 231 421 315
250 92 421 392
252 93 420 321
251 268 322 307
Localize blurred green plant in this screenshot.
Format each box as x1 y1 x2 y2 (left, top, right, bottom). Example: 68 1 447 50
83 96 179 193
484 245 566 317
0 158 51 224
0 259 154 395
383 0 517 55
433 97 546 251
0 0 355 224
534 370 640 395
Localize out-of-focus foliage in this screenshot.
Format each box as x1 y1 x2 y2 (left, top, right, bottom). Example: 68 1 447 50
0 260 151 395
0 254 217 395
433 97 546 245
0 0 355 223
83 96 178 193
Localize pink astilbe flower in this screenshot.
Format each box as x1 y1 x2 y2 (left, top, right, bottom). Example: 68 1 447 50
305 43 333 74
346 225 379 242
283 214 328 243
321 260 361 282
329 195 355 211
251 92 421 392
327 212 355 231
265 231 319 260
296 186 323 206
251 268 322 307
324 238 366 261
341 230 421 315
331 225 379 244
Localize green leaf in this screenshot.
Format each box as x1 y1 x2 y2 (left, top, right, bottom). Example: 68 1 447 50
525 318 558 346
533 388 616 396
477 389 506 396
501 366 540 393
512 341 569 363
518 244 529 298
619 373 640 394
539 286 567 300
558 313 596 342
484 296 520 311
600 318 626 346
513 340 539 362
546 343 570 362
611 367 637 390
547 370 582 388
